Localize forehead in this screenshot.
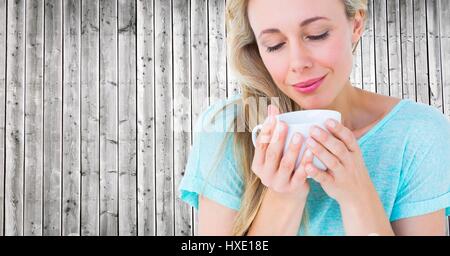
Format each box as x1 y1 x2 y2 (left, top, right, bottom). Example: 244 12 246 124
247 0 346 32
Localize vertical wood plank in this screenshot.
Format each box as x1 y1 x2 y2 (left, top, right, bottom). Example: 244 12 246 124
62 0 81 236
350 38 363 89
0 0 7 236
191 0 208 123
361 0 376 93
80 0 100 236
374 0 389 95
190 0 208 236
226 59 240 97
24 0 44 236
43 0 63 236
118 0 137 236
400 0 416 100
209 0 226 104
440 0 450 119
414 0 429 104
99 0 118 236
136 0 155 236
155 0 173 236
427 0 443 111
5 0 25 236
387 0 403 99
225 0 240 99
226 14 240 99
173 0 192 236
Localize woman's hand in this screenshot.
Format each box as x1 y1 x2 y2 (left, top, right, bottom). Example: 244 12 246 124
303 119 394 235
251 105 312 200
303 118 376 205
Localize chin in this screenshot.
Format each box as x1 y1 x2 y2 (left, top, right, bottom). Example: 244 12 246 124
295 95 335 111
286 86 326 110
301 102 322 110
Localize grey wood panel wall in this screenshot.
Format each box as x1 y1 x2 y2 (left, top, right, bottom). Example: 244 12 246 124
0 0 449 236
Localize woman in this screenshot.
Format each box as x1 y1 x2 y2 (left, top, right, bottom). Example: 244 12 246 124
178 0 450 235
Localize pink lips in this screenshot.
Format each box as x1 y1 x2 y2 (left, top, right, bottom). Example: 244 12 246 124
293 75 326 94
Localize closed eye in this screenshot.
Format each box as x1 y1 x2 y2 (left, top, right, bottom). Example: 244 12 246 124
307 31 329 41
266 31 330 53
267 43 285 53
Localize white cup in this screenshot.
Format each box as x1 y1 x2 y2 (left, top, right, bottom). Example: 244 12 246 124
251 109 341 171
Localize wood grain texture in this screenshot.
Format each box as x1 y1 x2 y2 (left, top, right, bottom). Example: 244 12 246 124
80 0 100 236
5 0 25 236
25 0 44 236
0 0 7 236
414 0 430 104
155 0 173 236
173 0 192 236
400 0 416 100
62 0 81 236
387 0 402 98
361 0 376 93
43 0 63 236
118 0 137 236
427 0 443 111
374 0 389 96
137 0 155 236
209 0 227 104
350 35 363 90
99 0 118 236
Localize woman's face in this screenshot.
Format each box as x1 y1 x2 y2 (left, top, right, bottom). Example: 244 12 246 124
247 0 364 109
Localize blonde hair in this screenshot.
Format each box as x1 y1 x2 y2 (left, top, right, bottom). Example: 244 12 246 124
204 0 368 236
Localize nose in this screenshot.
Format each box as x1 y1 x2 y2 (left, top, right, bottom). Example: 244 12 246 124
288 42 313 73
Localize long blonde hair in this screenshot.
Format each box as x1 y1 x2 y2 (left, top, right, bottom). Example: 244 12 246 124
205 0 368 236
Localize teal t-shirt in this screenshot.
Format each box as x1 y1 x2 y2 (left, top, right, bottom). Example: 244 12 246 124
178 94 450 235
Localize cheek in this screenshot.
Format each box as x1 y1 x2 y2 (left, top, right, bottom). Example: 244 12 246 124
260 52 290 85
315 36 353 75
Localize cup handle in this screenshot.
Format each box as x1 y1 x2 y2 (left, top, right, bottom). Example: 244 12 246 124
251 124 264 146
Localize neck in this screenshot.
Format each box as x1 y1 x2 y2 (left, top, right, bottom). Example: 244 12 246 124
325 81 366 132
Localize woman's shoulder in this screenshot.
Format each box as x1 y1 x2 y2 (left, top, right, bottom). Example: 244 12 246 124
389 98 450 150
395 99 450 133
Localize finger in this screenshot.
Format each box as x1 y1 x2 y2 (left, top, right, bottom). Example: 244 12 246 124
252 115 277 172
325 119 359 153
263 121 288 177
289 148 313 188
305 137 345 173
272 133 304 190
309 125 351 166
305 162 334 185
301 148 314 168
256 115 276 144
268 104 280 116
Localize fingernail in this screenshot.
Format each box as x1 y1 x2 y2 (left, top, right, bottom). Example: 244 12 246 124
326 119 336 128
312 127 322 137
292 133 302 144
271 123 283 143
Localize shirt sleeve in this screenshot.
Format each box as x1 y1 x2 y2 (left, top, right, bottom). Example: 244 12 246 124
390 113 450 221
178 99 244 211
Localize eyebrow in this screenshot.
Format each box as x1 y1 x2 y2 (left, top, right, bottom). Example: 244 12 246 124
257 16 330 39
